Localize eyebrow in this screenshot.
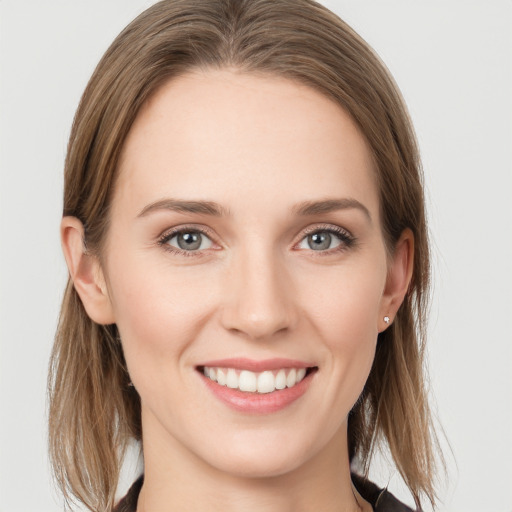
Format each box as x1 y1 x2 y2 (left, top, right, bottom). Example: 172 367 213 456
137 199 230 217
137 197 371 222
292 198 372 222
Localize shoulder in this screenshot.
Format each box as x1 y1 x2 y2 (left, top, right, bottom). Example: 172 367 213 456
352 473 417 512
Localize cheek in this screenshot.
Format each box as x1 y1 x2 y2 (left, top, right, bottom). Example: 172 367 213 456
300 258 384 341
297 260 385 395
105 254 218 380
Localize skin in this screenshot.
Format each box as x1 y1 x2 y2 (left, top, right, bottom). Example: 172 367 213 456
62 69 413 512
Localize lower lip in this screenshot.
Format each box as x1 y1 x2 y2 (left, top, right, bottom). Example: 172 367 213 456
200 370 315 414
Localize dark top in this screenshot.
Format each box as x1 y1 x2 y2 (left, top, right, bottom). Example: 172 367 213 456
114 474 416 511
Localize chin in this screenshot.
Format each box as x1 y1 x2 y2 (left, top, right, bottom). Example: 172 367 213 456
195 429 318 480
209 450 306 480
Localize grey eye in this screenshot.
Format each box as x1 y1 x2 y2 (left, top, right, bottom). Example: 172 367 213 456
168 231 213 251
308 232 331 250
298 231 342 251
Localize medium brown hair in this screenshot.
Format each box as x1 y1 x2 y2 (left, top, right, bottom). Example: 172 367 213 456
49 0 441 510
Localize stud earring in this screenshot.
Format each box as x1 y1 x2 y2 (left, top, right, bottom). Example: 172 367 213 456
384 316 390 324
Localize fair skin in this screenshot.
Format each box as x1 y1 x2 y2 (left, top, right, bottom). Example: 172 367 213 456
62 70 413 512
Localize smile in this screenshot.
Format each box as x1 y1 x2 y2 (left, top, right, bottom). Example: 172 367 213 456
202 366 307 394
197 359 318 414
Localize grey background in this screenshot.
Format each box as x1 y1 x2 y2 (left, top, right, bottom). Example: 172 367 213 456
1 1 511 510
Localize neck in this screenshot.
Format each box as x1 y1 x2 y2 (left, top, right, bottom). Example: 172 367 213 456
137 415 369 512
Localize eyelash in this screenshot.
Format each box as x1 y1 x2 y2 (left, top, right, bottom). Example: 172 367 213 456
157 225 217 257
299 224 356 256
157 224 356 258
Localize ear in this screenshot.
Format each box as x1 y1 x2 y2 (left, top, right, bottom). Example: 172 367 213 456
61 216 115 325
378 228 414 332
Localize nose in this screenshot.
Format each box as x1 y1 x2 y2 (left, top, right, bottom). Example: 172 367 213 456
220 247 298 341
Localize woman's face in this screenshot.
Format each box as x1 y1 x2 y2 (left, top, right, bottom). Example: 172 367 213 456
97 70 399 477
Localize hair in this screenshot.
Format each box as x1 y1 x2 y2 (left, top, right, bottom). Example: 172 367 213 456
48 0 442 510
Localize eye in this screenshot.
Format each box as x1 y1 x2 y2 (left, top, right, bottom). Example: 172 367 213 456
296 226 354 252
298 231 340 251
161 229 213 252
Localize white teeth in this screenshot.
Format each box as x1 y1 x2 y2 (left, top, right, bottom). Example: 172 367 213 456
286 368 297 388
257 371 275 394
202 366 310 394
239 370 257 392
226 368 238 389
217 368 226 386
275 369 287 390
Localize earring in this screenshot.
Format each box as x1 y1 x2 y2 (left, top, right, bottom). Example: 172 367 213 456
384 316 390 324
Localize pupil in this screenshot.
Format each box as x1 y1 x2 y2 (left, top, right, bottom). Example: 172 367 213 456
309 232 331 250
178 232 201 250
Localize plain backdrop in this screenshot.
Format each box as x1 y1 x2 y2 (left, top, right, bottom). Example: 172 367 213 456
1 1 511 511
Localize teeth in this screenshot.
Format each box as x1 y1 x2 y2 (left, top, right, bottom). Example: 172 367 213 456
275 369 287 390
202 366 309 394
239 370 257 392
286 369 297 388
217 368 226 386
257 371 275 394
226 368 238 389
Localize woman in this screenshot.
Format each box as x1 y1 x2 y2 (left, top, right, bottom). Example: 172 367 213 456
48 0 442 510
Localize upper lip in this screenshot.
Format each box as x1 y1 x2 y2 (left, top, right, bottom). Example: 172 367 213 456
197 358 316 372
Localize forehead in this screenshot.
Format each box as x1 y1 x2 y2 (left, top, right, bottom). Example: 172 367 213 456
115 69 379 219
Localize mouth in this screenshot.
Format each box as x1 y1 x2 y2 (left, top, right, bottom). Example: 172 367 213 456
195 359 318 413
198 365 317 394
